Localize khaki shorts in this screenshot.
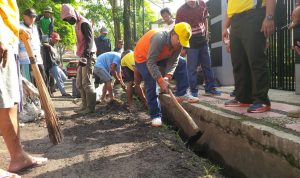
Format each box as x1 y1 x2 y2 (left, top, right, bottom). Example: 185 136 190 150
0 45 20 108
93 67 112 84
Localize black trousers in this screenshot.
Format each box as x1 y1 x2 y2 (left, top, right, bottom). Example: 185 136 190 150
230 8 270 105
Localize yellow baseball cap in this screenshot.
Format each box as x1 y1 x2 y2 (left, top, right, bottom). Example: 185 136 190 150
174 22 192 48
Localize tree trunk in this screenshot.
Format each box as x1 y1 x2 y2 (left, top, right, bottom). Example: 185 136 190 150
110 0 122 47
123 0 132 50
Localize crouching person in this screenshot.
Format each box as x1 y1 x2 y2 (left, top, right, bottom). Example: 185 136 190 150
94 51 126 102
134 22 199 127
121 50 147 108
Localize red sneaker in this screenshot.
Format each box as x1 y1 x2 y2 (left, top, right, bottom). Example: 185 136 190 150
224 99 251 107
247 103 271 113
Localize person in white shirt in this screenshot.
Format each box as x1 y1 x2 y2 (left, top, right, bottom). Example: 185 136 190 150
19 8 48 87
160 7 175 30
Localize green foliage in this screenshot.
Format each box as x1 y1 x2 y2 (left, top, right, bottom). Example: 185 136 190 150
82 0 156 45
53 0 76 3
136 1 156 38
83 0 115 42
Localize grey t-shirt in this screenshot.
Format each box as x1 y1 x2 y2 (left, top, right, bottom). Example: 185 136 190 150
146 31 182 80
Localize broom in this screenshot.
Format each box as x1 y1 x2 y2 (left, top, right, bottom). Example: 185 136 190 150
20 33 63 145
168 88 203 146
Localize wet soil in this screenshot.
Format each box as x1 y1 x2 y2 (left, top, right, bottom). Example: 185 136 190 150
0 83 224 178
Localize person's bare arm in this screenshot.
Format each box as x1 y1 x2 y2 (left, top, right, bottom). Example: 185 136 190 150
205 18 209 42
261 0 276 38
110 63 126 89
289 6 300 29
222 13 231 43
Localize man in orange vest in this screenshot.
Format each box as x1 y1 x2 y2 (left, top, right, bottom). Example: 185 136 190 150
134 22 199 127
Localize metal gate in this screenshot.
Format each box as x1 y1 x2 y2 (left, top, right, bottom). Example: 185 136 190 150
268 0 295 91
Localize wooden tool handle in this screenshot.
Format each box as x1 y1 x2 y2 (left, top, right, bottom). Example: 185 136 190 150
168 88 199 134
20 36 63 145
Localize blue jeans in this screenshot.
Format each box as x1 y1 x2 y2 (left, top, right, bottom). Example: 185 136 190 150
51 65 66 95
186 43 216 96
136 57 189 119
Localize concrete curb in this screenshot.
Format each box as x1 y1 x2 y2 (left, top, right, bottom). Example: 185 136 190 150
160 94 300 178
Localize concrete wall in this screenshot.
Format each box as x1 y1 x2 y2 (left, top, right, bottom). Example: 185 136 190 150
208 0 234 86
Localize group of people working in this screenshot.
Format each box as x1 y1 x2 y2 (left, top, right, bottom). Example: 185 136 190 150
3 0 300 177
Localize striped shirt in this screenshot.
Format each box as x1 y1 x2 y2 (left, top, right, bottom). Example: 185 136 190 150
175 0 208 36
175 0 209 48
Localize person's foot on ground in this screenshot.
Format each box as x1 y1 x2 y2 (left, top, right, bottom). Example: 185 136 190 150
287 109 300 118
204 88 221 96
247 103 271 113
0 169 20 178
151 118 162 127
8 154 47 173
224 99 252 107
176 93 199 103
62 93 72 97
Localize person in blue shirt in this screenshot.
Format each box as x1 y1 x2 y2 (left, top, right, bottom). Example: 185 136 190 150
94 52 126 102
95 27 111 56
19 8 48 86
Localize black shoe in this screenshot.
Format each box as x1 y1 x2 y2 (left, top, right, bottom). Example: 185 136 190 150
62 93 72 97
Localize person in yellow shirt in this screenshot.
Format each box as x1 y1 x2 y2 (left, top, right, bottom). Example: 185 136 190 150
121 50 147 108
0 1 47 177
222 0 276 113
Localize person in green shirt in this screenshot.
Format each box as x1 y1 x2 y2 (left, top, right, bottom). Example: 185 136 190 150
36 6 54 37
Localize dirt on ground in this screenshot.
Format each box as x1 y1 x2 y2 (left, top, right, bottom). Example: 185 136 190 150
0 83 224 178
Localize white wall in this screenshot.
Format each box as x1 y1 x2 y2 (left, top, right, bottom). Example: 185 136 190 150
211 0 234 86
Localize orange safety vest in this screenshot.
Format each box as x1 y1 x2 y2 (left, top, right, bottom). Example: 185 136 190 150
134 30 180 63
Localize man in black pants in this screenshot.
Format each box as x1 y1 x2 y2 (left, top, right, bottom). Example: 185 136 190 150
222 0 276 113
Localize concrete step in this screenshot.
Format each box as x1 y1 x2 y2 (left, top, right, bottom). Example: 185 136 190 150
160 92 300 178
